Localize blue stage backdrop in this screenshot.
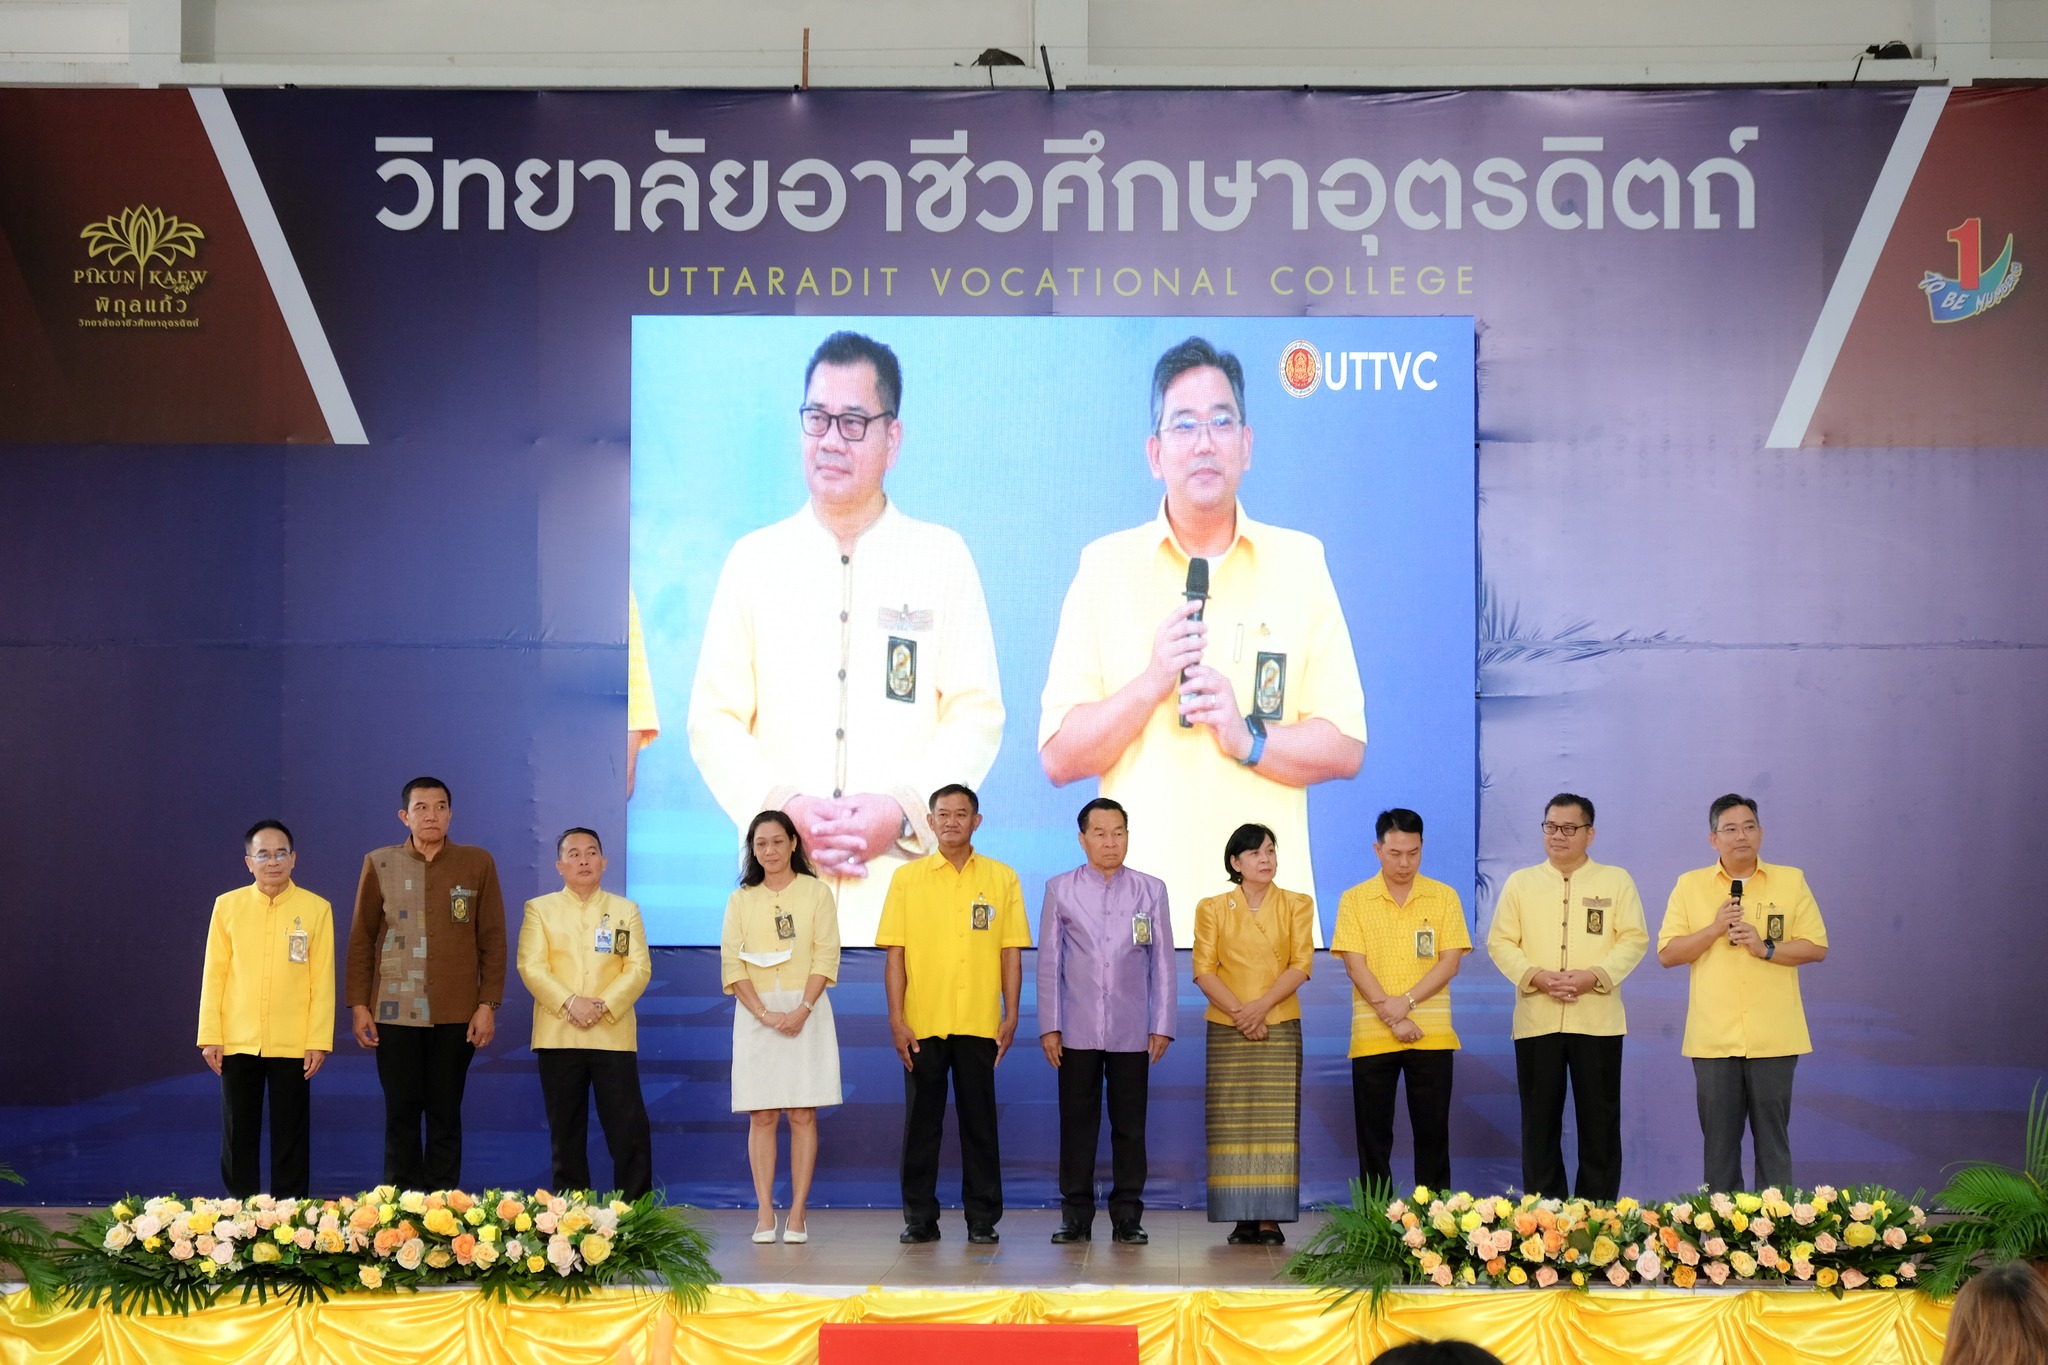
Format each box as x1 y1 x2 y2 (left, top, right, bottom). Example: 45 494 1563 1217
1 86 2044 1208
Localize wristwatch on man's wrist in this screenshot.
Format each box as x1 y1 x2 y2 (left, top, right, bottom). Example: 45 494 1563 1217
1240 714 1268 768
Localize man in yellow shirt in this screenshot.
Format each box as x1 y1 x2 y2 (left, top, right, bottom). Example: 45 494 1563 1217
517 828 655 1198
686 332 1005 945
1658 794 1829 1193
1485 793 1648 1200
196 820 334 1198
874 784 1031 1245
1330 809 1468 1192
1039 335 1366 924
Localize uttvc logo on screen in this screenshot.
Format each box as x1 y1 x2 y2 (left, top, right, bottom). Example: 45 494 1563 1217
1278 339 1442 395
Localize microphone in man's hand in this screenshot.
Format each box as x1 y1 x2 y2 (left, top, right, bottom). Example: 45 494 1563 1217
1178 557 1209 729
1727 879 1745 939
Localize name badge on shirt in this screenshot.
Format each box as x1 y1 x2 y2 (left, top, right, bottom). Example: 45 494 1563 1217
1252 651 1287 721
886 636 917 703
1132 910 1153 947
612 927 631 956
775 911 796 941
594 914 613 955
1415 924 1436 959
450 886 474 923
1584 903 1606 935
287 918 309 964
1765 910 1785 943
970 895 992 931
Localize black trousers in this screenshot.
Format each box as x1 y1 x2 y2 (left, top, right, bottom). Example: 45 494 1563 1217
1513 1032 1625 1200
1694 1055 1798 1192
1056 1048 1149 1227
375 1022 476 1191
219 1054 310 1198
1351 1050 1455 1192
901 1034 1002 1228
537 1048 654 1199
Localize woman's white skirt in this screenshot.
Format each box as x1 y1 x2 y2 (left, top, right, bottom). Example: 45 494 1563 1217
730 988 843 1112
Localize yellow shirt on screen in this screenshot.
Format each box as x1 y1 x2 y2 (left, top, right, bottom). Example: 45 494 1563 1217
1486 858 1649 1039
1330 873 1470 1057
1658 860 1828 1059
720 875 842 996
686 499 1005 944
1190 885 1315 1026
516 888 652 1052
1039 501 1366 932
196 882 335 1057
628 590 660 736
874 849 1032 1040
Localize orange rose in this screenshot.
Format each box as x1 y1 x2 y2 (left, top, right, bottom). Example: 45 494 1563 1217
373 1228 403 1257
497 1199 524 1222
1659 1225 1683 1252
349 1207 380 1233
1513 1212 1538 1237
451 1233 477 1264
424 1195 446 1212
395 1220 418 1241
447 1191 474 1215
1486 1257 1507 1276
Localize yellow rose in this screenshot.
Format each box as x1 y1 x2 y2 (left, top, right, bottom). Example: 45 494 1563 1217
1729 1212 1750 1234
558 1210 591 1238
1792 1242 1815 1262
1459 1211 1483 1233
425 1247 453 1269
579 1234 612 1266
316 1230 345 1254
1728 1251 1757 1278
1843 1222 1877 1248
188 1212 218 1235
1672 1265 1698 1289
1591 1236 1620 1266
1433 1213 1457 1237
1521 1236 1545 1263
143 1236 163 1252
1615 1197 1639 1215
1817 1267 1839 1288
1572 1271 1586 1287
252 1242 282 1264
1735 1193 1763 1214
1418 1251 1442 1273
424 1208 461 1237
526 1255 546 1273
359 1265 384 1289
515 1214 533 1232
379 1206 395 1226
1872 1201 1890 1218
399 1192 427 1215
464 1208 485 1227
1878 1274 1898 1289
112 1202 134 1219
274 1225 297 1245
1494 1198 1514 1220
1694 1213 1714 1231
1507 1265 1528 1285
1460 1265 1476 1284
1412 1186 1433 1203
478 1225 500 1244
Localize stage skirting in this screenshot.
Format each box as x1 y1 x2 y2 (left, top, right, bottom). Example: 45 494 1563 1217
0 1284 1952 1365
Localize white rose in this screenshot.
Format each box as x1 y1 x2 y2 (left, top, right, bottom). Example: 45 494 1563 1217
103 1224 136 1250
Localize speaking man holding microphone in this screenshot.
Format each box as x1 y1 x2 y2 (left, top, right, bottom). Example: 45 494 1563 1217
1038 336 1368 921
1657 794 1829 1193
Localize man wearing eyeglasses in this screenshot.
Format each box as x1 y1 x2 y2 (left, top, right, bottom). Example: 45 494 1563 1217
1484 793 1648 1200
687 331 1004 945
1039 335 1366 923
197 820 334 1197
1657 794 1828 1193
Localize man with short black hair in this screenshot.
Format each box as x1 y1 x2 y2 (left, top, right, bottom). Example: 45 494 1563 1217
1658 794 1829 1192
517 827 654 1198
197 820 333 1197
1330 809 1469 1191
686 331 1005 945
1039 336 1366 924
1486 793 1648 1200
875 783 1030 1244
345 777 507 1191
1038 797 1175 1245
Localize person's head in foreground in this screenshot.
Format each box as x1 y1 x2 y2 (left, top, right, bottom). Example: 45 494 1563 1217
1939 1260 2048 1365
1371 1342 1505 1365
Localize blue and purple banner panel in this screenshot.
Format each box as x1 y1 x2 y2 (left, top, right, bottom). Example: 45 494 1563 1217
2 86 2043 1208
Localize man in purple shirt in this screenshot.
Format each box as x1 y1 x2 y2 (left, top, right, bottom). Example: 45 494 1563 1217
1038 797 1176 1245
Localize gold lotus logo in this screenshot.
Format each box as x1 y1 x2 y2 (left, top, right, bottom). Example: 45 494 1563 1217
80 205 204 277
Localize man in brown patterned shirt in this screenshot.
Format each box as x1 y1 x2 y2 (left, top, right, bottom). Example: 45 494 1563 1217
345 776 507 1191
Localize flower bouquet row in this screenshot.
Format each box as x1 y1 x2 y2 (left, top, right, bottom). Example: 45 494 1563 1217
1286 1180 1932 1308
54 1186 716 1316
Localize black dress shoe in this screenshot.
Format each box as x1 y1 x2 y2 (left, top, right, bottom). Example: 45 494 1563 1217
966 1224 1000 1245
1112 1222 1149 1245
1050 1221 1092 1244
1226 1221 1260 1245
1256 1226 1286 1246
899 1223 940 1244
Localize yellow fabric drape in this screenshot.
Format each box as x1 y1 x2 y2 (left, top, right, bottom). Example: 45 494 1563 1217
0 1284 1953 1365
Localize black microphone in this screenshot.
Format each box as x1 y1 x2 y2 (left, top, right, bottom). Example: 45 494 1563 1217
1727 879 1745 943
1178 558 1209 729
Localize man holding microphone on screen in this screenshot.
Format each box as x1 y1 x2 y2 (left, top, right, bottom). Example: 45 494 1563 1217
687 332 1005 945
1039 336 1367 921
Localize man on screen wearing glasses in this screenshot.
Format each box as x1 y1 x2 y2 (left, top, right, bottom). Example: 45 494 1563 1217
1039 336 1367 924
687 331 1004 945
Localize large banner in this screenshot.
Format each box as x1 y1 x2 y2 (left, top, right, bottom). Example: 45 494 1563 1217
3 86 2045 1206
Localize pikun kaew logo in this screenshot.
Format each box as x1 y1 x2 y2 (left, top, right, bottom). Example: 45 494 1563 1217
1279 340 1319 397
75 205 208 329
1918 216 2020 324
